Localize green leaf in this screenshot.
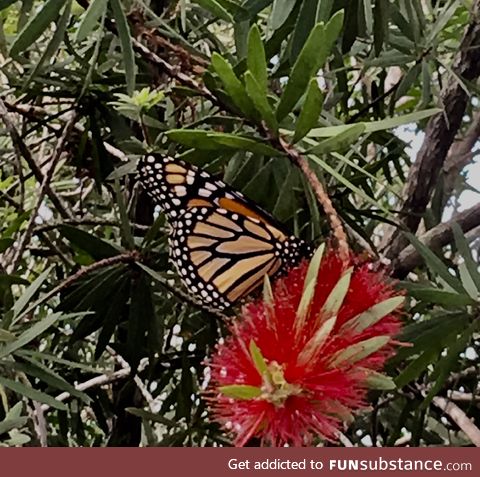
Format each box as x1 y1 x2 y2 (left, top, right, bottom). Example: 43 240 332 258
0 417 29 436
308 154 388 213
10 359 91 404
10 0 66 56
110 0 135 94
316 0 334 22
0 376 67 411
0 329 16 342
247 24 267 92
211 53 255 117
0 0 17 11
262 274 274 305
395 347 440 388
303 243 326 295
94 278 129 359
452 222 480 293
308 124 365 154
166 129 225 150
290 0 318 61
297 316 336 366
321 267 353 316
59 225 120 260
16 350 101 374
21 0 72 92
420 323 476 410
0 275 29 288
244 71 277 131
193 0 234 22
306 108 441 137
75 0 106 42
406 286 475 307
406 233 466 295
276 22 325 121
293 79 323 143
373 0 389 55
296 243 326 325
330 336 390 366
12 267 52 321
125 408 179 427
0 238 14 253
340 296 404 334
219 384 262 399
323 9 344 53
365 370 396 390
207 132 281 156
114 179 134 249
0 313 62 359
270 0 297 30
249 340 268 377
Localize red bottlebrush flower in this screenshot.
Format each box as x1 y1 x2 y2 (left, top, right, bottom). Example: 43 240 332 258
206 245 404 447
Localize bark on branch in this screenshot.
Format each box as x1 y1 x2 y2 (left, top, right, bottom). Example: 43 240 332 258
392 202 480 278
383 1 480 259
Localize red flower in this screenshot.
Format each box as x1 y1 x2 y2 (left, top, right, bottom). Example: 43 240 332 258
206 245 404 447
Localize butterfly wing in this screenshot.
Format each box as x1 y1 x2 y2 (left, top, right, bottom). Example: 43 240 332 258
138 154 312 309
139 154 286 226
170 206 285 309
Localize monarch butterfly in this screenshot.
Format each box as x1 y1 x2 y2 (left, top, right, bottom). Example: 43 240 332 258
138 154 312 310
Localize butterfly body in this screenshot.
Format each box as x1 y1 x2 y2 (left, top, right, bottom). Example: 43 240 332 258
139 154 312 310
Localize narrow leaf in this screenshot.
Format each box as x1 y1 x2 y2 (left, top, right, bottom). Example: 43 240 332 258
219 384 262 399
321 267 353 316
406 233 466 294
308 124 365 154
270 0 297 30
452 222 480 293
207 132 280 156
306 108 442 137
330 336 390 366
75 0 106 42
262 274 274 305
297 316 336 367
212 53 255 117
21 0 72 92
0 376 68 411
193 0 234 22
244 71 277 131
12 267 52 321
0 313 61 359
249 340 268 377
365 370 396 390
276 23 326 120
247 24 267 92
111 0 136 94
340 296 404 334
293 79 324 143
10 0 65 56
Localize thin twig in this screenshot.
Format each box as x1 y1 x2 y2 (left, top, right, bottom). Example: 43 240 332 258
40 368 131 413
279 137 350 265
106 346 156 412
432 396 480 446
7 113 78 273
0 98 72 219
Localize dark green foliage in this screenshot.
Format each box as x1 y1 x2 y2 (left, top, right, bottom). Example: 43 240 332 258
0 0 479 447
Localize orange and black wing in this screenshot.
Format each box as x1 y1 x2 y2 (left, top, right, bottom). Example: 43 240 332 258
138 154 312 310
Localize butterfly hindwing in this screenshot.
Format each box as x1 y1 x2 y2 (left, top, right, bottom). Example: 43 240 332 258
169 206 286 309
